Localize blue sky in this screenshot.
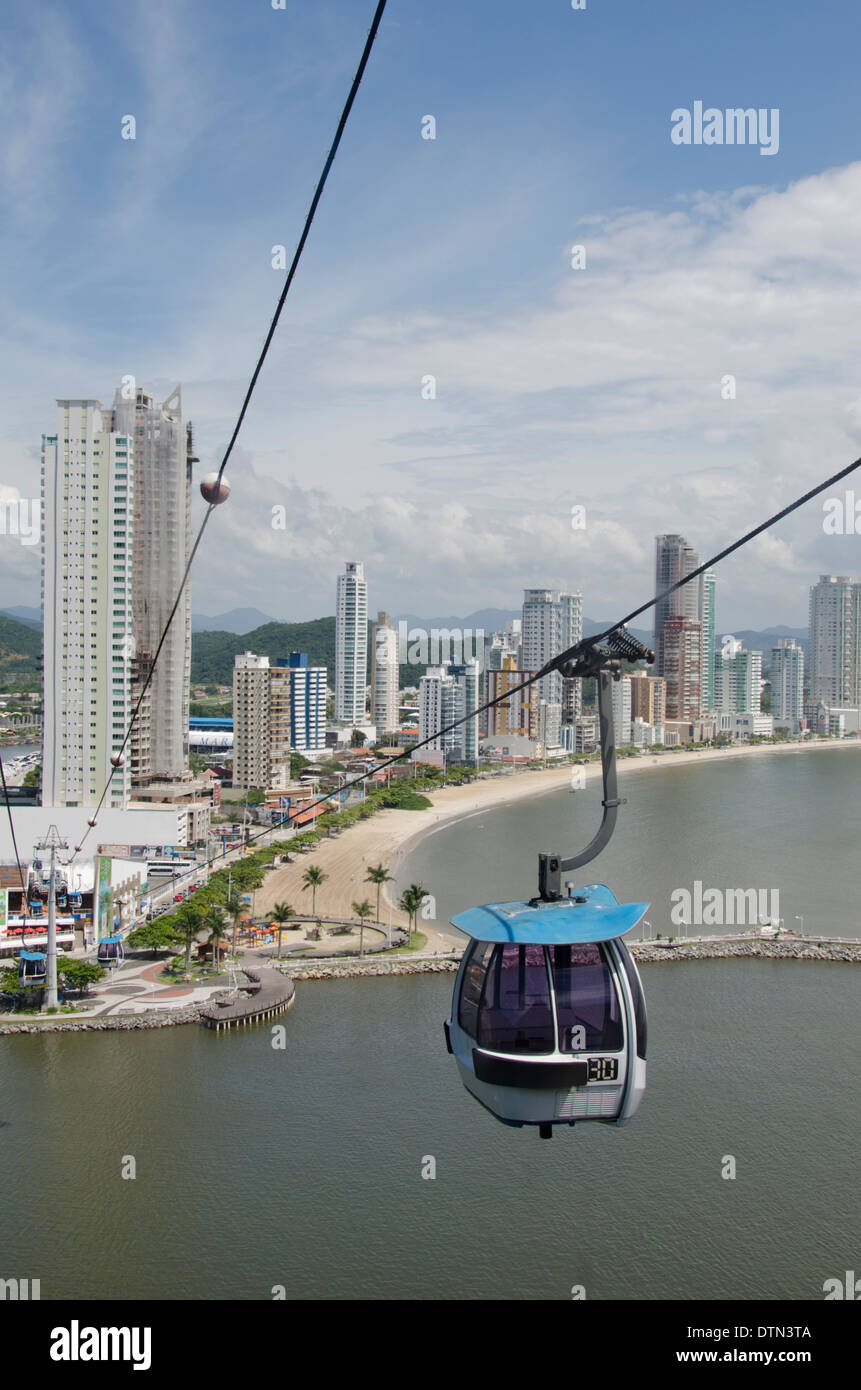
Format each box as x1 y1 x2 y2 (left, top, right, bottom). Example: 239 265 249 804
3 0 861 628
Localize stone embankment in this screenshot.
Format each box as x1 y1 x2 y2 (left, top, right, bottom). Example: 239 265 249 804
0 999 222 1035
630 940 861 964
283 957 460 982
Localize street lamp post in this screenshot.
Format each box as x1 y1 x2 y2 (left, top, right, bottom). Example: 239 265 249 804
795 915 804 936
35 824 69 1010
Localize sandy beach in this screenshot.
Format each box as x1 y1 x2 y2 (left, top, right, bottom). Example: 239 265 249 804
253 738 861 949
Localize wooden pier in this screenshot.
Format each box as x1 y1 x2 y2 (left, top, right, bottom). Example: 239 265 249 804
199 967 295 1031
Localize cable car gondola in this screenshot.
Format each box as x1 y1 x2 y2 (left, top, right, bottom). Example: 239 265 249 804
19 951 47 984
97 935 124 967
445 628 653 1138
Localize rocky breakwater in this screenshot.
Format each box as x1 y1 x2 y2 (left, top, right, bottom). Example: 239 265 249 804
0 997 230 1035
284 956 461 982
630 939 861 964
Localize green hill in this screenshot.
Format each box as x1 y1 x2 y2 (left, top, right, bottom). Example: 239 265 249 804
0 614 42 688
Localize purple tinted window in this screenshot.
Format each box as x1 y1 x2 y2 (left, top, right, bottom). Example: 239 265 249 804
458 940 494 1038
476 944 554 1054
550 943 623 1053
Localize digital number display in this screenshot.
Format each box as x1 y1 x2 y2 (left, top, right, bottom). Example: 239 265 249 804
587 1057 618 1082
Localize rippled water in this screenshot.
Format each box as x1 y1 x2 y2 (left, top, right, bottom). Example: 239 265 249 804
1 749 858 1300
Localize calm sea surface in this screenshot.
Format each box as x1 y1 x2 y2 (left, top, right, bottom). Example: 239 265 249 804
1 749 858 1300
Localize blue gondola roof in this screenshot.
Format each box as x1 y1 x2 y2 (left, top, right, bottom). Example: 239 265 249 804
451 884 649 944
98 935 122 945
19 951 47 961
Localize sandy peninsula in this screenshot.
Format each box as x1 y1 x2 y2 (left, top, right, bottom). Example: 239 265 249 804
253 738 861 950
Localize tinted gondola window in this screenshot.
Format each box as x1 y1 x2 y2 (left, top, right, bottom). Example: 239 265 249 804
616 940 647 1059
550 943 623 1053
476 943 554 1054
458 939 494 1037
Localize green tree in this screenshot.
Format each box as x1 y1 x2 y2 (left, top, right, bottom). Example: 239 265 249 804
365 863 393 923
202 904 229 968
127 919 178 956
270 901 295 958
22 763 41 789
351 899 374 958
398 883 429 947
350 728 367 747
301 865 327 916
173 902 205 978
58 958 105 995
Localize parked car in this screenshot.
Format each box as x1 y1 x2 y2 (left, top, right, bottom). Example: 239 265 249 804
174 894 183 903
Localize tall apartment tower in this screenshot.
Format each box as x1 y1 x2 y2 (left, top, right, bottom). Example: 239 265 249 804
110 384 192 785
270 654 327 760
335 561 368 724
808 575 861 706
630 671 667 729
370 611 399 738
41 399 134 807
698 569 716 712
521 588 582 719
233 652 270 791
714 637 762 714
653 535 700 677
418 660 479 762
662 616 702 720
610 675 632 746
771 638 804 729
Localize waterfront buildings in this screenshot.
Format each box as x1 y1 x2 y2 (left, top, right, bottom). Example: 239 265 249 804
610 674 632 746
482 658 538 738
520 588 582 721
110 385 192 787
661 616 702 720
653 535 700 679
698 569 716 712
418 659 480 763
370 611 399 738
232 653 270 790
335 561 368 725
713 637 763 716
808 575 861 707
233 650 326 790
770 638 805 732
41 398 134 807
630 671 667 731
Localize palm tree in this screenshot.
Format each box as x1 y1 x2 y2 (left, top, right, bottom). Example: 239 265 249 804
301 865 327 918
365 863 393 924
225 893 245 959
203 905 228 971
351 899 374 958
397 883 429 947
270 901 295 958
173 902 205 979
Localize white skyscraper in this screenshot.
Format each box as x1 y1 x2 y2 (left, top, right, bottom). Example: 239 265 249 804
418 660 479 762
771 638 804 730
370 611 399 738
335 561 368 724
110 384 192 784
808 575 861 707
41 399 134 807
521 588 582 716
610 675 632 746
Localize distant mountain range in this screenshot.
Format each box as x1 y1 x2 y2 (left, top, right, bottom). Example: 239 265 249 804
192 607 280 634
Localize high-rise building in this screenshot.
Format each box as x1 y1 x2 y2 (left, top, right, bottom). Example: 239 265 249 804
370 611 399 738
630 671 666 729
270 654 327 760
662 616 702 720
698 569 716 712
771 638 804 730
653 535 700 678
232 653 270 790
41 399 134 807
521 588 582 718
714 637 762 715
335 561 368 724
418 660 479 762
610 675 632 746
483 657 539 737
110 384 192 785
808 575 861 707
